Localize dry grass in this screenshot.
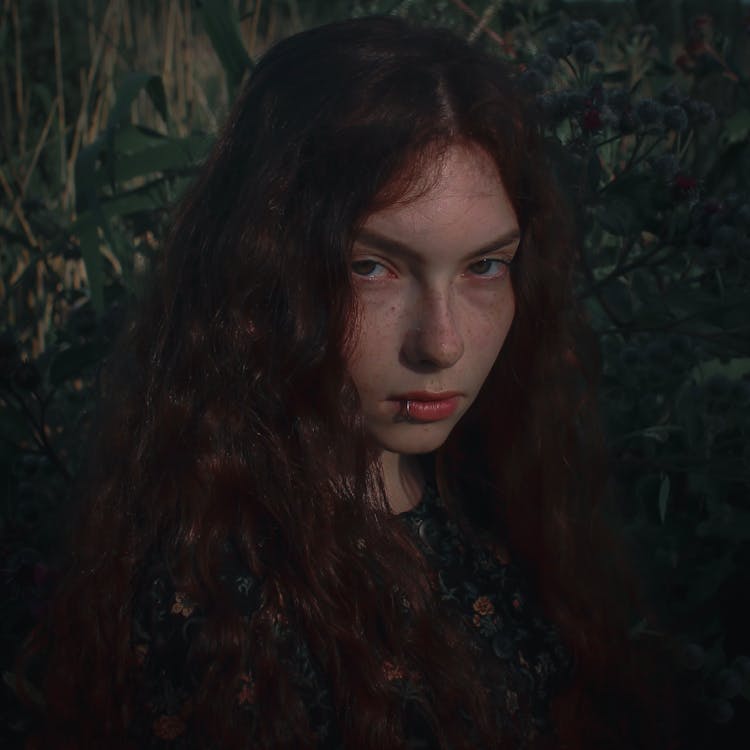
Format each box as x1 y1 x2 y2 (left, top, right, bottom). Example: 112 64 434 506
0 0 300 356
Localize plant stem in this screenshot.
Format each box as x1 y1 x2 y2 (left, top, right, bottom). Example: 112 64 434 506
12 0 24 158
447 0 506 49
52 0 67 198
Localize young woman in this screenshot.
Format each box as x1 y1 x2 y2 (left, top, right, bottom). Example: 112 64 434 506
26 15 677 750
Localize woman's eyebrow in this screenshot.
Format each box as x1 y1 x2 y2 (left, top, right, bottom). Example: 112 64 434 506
354 228 521 262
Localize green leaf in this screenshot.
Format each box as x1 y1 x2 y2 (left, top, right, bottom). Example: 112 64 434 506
658 473 670 523
69 184 162 302
113 124 168 153
74 138 127 309
599 198 637 237
99 181 172 217
95 134 211 186
630 268 658 309
76 217 104 315
600 278 633 322
582 295 610 331
603 173 658 225
197 0 253 96
107 72 168 129
723 109 750 146
690 358 750 384
75 138 103 216
102 74 168 192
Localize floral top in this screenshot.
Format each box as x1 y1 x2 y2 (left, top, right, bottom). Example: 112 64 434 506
130 482 572 748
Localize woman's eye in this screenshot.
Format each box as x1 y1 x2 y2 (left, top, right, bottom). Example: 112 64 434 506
351 259 389 278
467 258 509 278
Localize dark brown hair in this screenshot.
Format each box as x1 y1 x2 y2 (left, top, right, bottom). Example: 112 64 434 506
24 15 676 749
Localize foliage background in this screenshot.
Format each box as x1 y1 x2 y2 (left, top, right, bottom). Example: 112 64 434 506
1 0 749 746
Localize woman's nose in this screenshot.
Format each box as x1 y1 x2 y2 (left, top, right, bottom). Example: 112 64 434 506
402 289 464 369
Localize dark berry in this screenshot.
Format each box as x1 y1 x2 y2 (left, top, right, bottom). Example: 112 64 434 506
678 642 706 670
620 346 641 367
723 192 742 210
646 340 671 365
703 247 723 267
536 93 564 122
573 40 598 65
707 698 734 725
566 21 588 45
663 105 689 132
712 225 737 248
545 36 569 59
714 669 743 699
673 173 698 199
583 19 604 41
604 106 621 129
607 88 630 112
582 108 603 132
561 90 588 115
635 99 662 125
682 98 715 125
651 154 679 179
698 101 716 124
660 83 683 105
519 68 546 93
531 54 557 77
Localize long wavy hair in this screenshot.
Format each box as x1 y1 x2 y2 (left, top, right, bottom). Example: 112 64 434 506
24 16 677 750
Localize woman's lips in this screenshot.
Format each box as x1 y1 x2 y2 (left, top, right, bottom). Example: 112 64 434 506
391 392 460 422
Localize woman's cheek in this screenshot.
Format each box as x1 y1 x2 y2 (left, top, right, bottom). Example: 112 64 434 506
349 293 403 369
460 284 514 333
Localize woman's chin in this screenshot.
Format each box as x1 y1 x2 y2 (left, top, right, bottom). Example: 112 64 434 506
369 422 456 456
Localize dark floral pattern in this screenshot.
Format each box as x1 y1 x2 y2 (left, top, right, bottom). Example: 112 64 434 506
129 482 571 747
398 482 573 745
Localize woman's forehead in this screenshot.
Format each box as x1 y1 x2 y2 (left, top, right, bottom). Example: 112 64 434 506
357 144 519 262
370 140 506 212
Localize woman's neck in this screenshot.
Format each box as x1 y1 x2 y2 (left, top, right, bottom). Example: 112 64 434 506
379 451 426 514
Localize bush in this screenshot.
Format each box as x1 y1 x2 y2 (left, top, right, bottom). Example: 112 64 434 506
1 1 749 746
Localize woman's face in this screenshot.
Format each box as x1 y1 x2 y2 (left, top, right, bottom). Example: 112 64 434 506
347 143 520 457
